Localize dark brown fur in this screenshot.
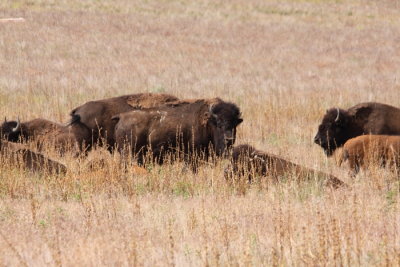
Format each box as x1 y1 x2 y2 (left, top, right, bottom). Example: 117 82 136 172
338 135 400 176
0 118 84 154
112 98 242 167
0 141 67 174
69 93 179 151
314 102 400 156
225 144 346 189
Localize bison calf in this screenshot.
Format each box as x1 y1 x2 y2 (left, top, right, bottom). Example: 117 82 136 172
338 135 400 176
225 144 346 189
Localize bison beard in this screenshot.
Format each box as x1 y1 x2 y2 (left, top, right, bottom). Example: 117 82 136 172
225 144 346 189
112 98 243 170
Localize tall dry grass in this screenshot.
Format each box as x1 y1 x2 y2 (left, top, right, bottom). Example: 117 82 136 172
1 0 400 265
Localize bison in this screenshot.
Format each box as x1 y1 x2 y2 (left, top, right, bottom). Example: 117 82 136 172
225 144 346 189
314 102 400 156
0 118 86 154
338 135 400 176
69 93 179 151
112 98 243 168
0 140 67 174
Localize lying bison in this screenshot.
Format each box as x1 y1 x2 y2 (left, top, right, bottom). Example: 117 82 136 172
225 144 346 189
314 102 400 156
0 118 86 154
69 93 179 151
112 98 243 168
0 140 67 174
338 135 400 176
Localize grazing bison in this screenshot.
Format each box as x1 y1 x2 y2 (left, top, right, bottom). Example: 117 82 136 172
69 93 179 151
338 135 400 176
112 98 243 167
0 118 85 154
0 140 67 174
314 102 400 156
225 144 346 189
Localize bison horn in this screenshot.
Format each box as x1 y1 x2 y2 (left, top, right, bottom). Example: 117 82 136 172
12 118 21 132
209 104 214 114
209 104 218 119
335 108 340 122
4 117 6 123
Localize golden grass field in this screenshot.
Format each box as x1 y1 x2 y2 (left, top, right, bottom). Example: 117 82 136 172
1 0 400 265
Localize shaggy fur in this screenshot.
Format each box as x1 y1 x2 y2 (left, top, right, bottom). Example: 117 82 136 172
314 102 400 156
69 93 179 151
0 118 83 154
225 144 346 189
338 135 400 176
0 140 67 174
112 98 242 168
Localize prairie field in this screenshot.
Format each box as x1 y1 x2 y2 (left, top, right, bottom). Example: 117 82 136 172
1 0 400 266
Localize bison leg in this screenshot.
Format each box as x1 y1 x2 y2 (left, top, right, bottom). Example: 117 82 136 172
347 155 361 178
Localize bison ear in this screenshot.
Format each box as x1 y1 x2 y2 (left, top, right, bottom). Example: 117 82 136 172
111 115 120 123
237 118 243 125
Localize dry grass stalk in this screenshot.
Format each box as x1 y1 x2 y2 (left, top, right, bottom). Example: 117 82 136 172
0 231 28 267
0 18 25 22
167 219 176 267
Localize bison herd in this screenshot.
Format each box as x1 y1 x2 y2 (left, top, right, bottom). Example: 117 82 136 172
2 93 400 188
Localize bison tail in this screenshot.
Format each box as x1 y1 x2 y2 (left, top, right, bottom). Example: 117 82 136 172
67 114 81 126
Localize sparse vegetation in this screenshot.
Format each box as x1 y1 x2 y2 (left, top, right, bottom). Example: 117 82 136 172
1 0 400 265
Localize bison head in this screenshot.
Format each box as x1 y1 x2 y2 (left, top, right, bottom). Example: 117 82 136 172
224 144 266 182
205 102 243 156
0 118 21 142
314 108 352 156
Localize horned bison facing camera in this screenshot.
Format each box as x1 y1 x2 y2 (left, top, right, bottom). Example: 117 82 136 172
225 144 346 189
112 98 243 168
338 135 400 176
69 93 179 151
314 102 400 156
